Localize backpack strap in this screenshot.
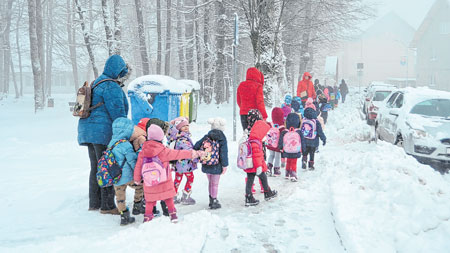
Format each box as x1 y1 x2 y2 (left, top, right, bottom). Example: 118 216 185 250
88 79 121 111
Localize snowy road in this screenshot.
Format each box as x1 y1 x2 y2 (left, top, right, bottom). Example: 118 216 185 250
2 92 450 252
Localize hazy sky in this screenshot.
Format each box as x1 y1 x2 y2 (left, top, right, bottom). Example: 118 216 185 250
373 0 435 29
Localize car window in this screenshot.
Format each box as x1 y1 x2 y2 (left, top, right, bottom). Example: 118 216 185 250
410 99 450 118
386 92 399 108
393 93 404 108
373 91 392 101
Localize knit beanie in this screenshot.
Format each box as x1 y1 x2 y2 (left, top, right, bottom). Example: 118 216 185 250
207 117 226 131
291 100 302 113
175 118 189 131
137 118 150 131
147 124 165 141
305 97 316 111
284 94 292 105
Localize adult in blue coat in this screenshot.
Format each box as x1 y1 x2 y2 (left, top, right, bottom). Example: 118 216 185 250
78 54 129 214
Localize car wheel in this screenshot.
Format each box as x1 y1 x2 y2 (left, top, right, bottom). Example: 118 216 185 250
395 134 404 148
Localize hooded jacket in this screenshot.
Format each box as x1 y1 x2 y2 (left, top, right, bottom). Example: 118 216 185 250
237 67 268 119
245 120 270 173
107 118 137 186
78 55 129 146
174 131 198 173
134 140 193 202
302 108 326 148
267 108 285 152
296 72 317 102
194 129 229 175
339 80 349 94
278 113 305 158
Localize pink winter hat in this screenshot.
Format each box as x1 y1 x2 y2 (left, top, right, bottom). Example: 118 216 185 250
147 124 165 141
305 97 316 110
174 117 189 130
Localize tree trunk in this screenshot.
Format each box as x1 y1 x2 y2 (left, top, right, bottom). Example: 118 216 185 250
214 0 226 104
298 0 312 81
164 0 172 75
3 0 14 95
135 0 150 75
202 0 211 104
156 0 162 74
176 0 186 78
15 0 24 97
28 0 44 110
113 0 121 55
67 0 79 91
193 0 202 89
10 54 19 98
36 0 45 100
75 0 99 78
185 0 194 79
101 0 113 56
45 0 53 97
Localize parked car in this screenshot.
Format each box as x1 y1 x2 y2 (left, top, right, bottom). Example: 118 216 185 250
361 82 396 115
375 87 450 166
366 86 397 125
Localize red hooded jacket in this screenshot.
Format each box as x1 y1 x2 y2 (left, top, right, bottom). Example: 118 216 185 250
296 72 316 102
237 67 268 119
245 120 270 173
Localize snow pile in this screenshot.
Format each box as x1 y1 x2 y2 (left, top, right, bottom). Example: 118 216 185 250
127 75 191 95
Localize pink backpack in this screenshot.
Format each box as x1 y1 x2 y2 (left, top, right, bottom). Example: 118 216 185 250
237 135 260 170
266 125 280 149
141 157 167 187
283 127 302 153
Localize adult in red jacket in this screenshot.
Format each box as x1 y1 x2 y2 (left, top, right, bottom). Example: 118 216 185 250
237 67 268 130
296 72 316 105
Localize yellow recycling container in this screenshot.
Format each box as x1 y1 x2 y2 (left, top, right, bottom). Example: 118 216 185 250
180 92 191 119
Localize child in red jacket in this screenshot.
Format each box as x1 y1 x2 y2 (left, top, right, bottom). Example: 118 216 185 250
244 120 278 206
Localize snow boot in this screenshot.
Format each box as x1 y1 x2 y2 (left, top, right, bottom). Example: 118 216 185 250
170 212 178 223
302 157 307 170
267 163 274 177
273 167 281 177
100 207 120 215
264 189 278 201
161 201 169 217
209 196 222 209
308 161 315 171
285 169 291 179
174 194 181 204
245 194 260 207
181 190 196 205
132 200 145 215
143 214 153 223
290 171 298 182
152 206 161 217
120 209 135 226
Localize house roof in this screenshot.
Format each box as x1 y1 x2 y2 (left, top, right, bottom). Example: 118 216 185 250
360 12 415 45
410 0 450 48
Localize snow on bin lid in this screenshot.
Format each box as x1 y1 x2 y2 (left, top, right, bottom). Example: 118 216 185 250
127 75 191 94
179 79 201 91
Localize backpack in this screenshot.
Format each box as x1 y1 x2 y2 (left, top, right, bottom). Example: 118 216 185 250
237 135 260 170
73 79 119 118
266 125 280 149
301 119 317 139
174 135 196 172
282 127 302 153
200 137 220 165
141 156 168 187
96 139 127 187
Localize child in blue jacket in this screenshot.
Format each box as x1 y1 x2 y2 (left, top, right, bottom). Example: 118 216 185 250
301 99 327 170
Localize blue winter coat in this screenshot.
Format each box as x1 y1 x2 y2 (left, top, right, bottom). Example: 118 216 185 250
278 113 305 158
78 55 129 146
194 129 229 175
302 108 326 148
108 117 137 186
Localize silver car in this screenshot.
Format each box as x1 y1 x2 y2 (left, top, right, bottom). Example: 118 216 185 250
375 88 450 166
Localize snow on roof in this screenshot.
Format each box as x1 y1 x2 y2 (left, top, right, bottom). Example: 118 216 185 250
179 79 201 91
324 56 338 76
127 75 191 94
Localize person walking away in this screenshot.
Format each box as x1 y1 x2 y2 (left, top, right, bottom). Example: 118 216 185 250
301 99 326 170
339 79 349 103
237 67 268 130
296 72 317 106
194 118 228 209
278 113 305 182
266 108 285 177
78 54 130 214
245 109 265 193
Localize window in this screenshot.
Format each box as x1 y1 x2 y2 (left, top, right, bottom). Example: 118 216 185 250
410 99 450 118
386 92 399 108
373 91 392 101
430 74 436 87
393 93 404 108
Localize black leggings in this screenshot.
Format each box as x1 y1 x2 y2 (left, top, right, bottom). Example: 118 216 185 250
302 146 316 162
240 115 249 131
246 172 270 195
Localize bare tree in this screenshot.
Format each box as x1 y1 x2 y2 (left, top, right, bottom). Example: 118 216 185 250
45 0 54 96
113 0 121 54
214 0 226 104
36 0 46 98
202 0 212 103
165 0 172 75
185 0 195 79
15 0 24 97
2 0 15 95
135 0 150 74
101 0 113 56
193 0 203 88
176 0 186 78
67 0 79 91
156 0 162 74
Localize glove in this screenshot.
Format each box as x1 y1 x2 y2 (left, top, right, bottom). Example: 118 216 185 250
192 150 200 159
222 167 227 175
256 166 263 176
134 181 141 185
322 140 326 146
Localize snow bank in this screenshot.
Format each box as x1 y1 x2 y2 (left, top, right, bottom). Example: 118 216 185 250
127 75 191 95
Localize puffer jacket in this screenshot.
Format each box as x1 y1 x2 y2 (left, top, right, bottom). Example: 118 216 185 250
78 55 129 146
174 131 198 173
302 108 326 148
237 67 268 119
267 107 285 152
194 129 229 175
278 113 305 158
296 72 317 102
107 117 137 186
130 126 146 152
245 120 270 174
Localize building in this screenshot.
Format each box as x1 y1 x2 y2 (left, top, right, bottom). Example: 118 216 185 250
410 0 450 92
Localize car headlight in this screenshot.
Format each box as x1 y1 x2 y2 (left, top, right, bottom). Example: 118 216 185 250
413 129 428 138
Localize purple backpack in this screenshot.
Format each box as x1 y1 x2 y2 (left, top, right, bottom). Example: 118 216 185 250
142 156 167 187
301 119 317 139
266 125 280 149
174 135 197 172
283 127 302 153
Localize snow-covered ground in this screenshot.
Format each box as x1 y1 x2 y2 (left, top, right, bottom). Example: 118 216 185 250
1 91 450 253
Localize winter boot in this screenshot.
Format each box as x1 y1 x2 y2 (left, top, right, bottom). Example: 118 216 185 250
143 214 153 223
152 206 161 217
267 163 274 177
161 201 169 217
209 196 222 209
273 167 281 177
181 190 196 205
245 194 260 207
174 194 181 204
290 171 298 182
170 212 178 223
100 208 120 215
302 157 308 169
120 209 136 226
285 169 291 179
264 189 278 201
308 161 315 171
132 200 145 215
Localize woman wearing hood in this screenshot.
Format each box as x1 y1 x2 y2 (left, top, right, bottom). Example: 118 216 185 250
296 72 317 105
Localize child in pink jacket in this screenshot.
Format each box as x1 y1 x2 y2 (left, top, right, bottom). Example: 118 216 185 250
134 125 204 223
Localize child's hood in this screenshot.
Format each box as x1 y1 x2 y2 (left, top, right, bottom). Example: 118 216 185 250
130 126 146 142
249 120 270 141
208 129 225 141
271 107 284 126
304 108 318 120
286 113 301 129
112 117 135 140
140 140 165 157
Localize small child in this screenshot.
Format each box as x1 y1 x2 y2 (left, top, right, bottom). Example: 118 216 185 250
194 117 228 209
134 124 204 223
244 120 278 206
278 113 305 182
108 117 145 226
245 109 265 193
282 94 292 108
301 98 326 170
291 99 304 119
266 107 285 177
173 117 198 205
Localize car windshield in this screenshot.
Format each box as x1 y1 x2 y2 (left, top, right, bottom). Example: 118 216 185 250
410 99 450 118
373 91 392 101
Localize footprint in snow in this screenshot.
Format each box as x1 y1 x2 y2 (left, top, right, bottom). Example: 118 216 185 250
263 243 279 253
275 219 286 227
